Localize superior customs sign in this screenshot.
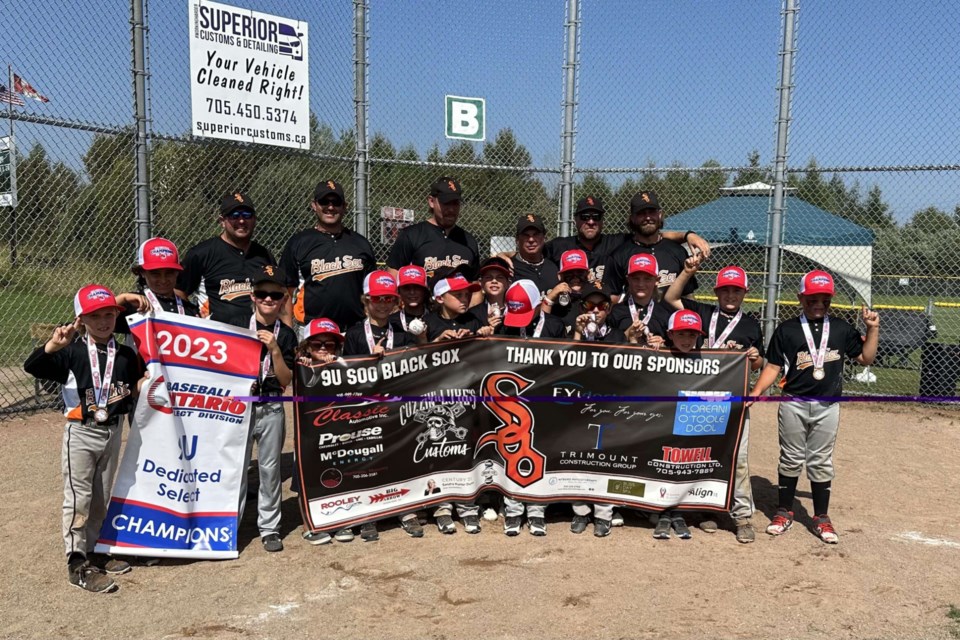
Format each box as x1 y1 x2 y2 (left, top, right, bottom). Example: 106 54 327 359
189 0 309 149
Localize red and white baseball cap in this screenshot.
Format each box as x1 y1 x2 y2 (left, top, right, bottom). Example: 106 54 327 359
397 265 428 290
714 265 748 290
504 279 541 328
74 284 124 316
559 249 589 273
363 270 399 297
667 309 705 334
433 273 480 298
305 317 344 342
800 270 835 296
627 253 659 277
136 238 182 271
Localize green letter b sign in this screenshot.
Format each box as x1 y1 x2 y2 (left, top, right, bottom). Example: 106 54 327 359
445 95 485 141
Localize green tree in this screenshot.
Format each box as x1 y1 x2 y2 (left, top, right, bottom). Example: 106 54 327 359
733 150 769 186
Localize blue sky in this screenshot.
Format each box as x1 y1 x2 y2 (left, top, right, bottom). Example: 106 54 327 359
3 0 959 223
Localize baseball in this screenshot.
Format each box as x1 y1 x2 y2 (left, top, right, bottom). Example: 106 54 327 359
407 318 426 336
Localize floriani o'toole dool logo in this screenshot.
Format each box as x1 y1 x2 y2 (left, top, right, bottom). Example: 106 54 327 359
477 371 545 487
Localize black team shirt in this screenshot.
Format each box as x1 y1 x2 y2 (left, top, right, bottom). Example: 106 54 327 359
279 227 376 330
544 232 629 285
607 298 673 338
387 221 480 281
680 299 764 355
343 321 417 355
512 256 560 298
423 311 483 341
766 315 864 397
177 236 276 328
603 237 698 298
253 321 298 397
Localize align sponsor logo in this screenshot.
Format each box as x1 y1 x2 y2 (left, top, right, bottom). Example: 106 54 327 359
672 391 732 437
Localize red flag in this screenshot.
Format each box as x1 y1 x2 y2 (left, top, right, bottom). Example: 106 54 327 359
13 73 50 103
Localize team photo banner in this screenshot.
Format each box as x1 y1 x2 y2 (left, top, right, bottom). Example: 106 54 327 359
96 312 262 559
295 338 750 532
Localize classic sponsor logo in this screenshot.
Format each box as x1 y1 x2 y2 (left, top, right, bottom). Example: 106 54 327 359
672 391 732 437
367 487 410 504
477 371 545 488
307 401 391 428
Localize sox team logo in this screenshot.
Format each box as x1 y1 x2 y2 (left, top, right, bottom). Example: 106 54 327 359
477 371 545 488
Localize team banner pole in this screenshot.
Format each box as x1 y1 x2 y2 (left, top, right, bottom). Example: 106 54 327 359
96 311 262 559
295 338 749 533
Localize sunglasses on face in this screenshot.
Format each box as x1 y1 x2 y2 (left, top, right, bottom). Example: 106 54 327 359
369 295 397 304
582 300 609 311
225 210 255 220
253 290 285 301
317 198 343 207
308 340 339 350
577 213 603 222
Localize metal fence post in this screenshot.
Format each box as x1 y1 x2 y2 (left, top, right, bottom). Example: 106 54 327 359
763 0 798 345
353 0 369 237
131 0 151 248
559 0 580 237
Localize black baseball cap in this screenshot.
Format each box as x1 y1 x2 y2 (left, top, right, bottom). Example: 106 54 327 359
314 179 346 204
430 177 463 204
575 196 605 216
252 264 287 287
479 256 513 278
629 191 661 216
516 213 546 235
221 191 255 216
581 284 611 303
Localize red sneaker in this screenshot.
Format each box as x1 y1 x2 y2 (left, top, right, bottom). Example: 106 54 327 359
813 515 839 544
766 509 794 536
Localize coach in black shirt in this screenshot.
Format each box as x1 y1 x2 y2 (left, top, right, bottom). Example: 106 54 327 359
511 214 560 298
386 177 480 281
279 180 376 332
176 191 276 327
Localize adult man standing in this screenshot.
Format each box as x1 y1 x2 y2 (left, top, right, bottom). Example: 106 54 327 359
279 180 376 333
387 177 480 281
602 190 703 300
511 214 560 297
177 191 276 327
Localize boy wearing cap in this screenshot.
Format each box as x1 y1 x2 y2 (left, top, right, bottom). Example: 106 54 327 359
280 179 376 334
542 250 590 333
468 257 512 329
387 177 480 281
390 265 431 343
665 255 764 541
607 254 670 349
25 285 146 593
749 271 879 544
496 280 566 536
239 265 298 553
177 191 276 327
424 270 495 342
116 239 200 334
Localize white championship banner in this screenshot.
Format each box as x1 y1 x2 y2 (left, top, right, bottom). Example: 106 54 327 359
96 311 262 559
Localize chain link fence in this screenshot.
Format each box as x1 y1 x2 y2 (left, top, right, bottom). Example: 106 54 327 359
2 0 959 415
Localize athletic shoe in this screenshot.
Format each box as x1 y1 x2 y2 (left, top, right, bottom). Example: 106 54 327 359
482 507 499 522
593 519 612 538
735 519 756 544
813 515 839 544
302 530 333 545
360 522 379 542
528 517 547 536
462 515 482 534
68 563 117 594
671 514 692 539
334 528 355 543
766 509 795 536
504 516 522 536
261 533 283 552
653 515 672 540
699 518 719 533
611 510 625 527
436 515 457 534
87 553 131 575
400 517 424 538
570 515 591 534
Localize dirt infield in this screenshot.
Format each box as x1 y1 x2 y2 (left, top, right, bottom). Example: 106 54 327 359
2 402 959 640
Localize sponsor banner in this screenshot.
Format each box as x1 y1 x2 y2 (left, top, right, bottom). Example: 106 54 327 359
96 312 261 559
296 338 749 531
188 0 309 149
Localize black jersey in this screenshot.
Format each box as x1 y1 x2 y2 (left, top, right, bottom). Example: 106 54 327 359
343 321 417 356
115 292 200 335
512 256 560 298
177 236 276 328
494 312 567 339
766 315 864 397
681 299 764 355
279 227 376 329
24 337 142 422
389 309 428 335
603 237 698 298
607 297 673 338
253 320 298 397
579 324 628 344
544 232 629 285
423 311 483 341
386 221 480 280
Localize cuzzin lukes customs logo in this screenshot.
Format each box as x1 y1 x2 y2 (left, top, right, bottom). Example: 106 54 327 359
477 371 545 487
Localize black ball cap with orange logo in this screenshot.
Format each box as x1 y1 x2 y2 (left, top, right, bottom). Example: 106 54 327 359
314 179 346 204
221 191 256 216
629 190 661 216
515 213 546 235
253 264 288 287
430 176 462 204
575 196 605 216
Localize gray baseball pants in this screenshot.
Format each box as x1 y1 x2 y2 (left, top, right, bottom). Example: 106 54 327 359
572 502 614 521
778 400 840 483
503 496 546 518
433 502 479 518
730 411 754 520
239 402 285 537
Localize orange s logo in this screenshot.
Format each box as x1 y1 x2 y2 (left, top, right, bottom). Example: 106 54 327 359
642 193 650 203
447 180 457 192
587 197 594 206
327 181 336 190
526 214 535 223
264 265 275 276
477 371 545 487
234 193 244 203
